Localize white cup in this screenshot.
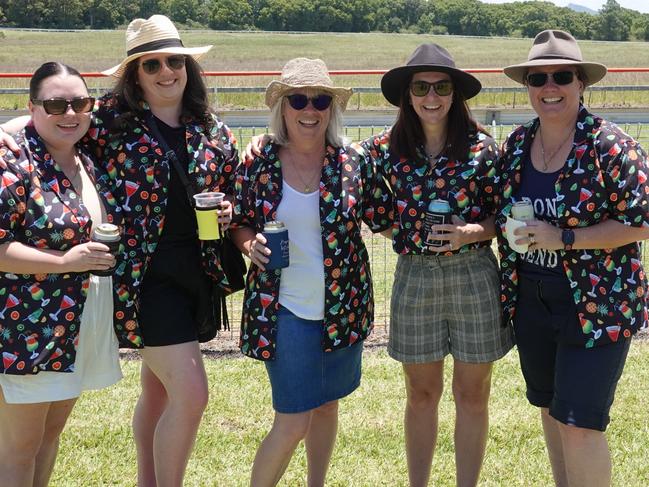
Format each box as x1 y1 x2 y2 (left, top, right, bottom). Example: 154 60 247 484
505 216 528 254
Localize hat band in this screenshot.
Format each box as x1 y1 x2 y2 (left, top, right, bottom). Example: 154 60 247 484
529 54 582 62
127 38 184 57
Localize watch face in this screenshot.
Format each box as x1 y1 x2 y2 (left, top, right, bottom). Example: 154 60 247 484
562 229 575 248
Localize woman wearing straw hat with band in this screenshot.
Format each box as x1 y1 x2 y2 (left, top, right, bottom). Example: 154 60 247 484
96 15 238 486
230 57 392 486
361 43 513 487
497 30 649 486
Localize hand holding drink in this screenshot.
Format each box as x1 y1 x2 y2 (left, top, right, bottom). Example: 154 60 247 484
193 192 225 240
506 200 534 253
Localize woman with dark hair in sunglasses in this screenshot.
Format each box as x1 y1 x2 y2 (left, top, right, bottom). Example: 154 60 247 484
230 57 392 486
361 43 513 487
0 16 238 486
0 61 122 486
497 30 649 486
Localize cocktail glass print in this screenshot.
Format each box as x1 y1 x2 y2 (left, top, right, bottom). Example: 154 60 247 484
19 333 40 359
131 261 143 287
633 170 647 197
450 189 469 209
2 351 18 373
24 283 50 306
0 293 20 319
123 181 141 211
600 255 623 276
571 188 592 214
141 164 160 189
262 200 273 219
253 334 270 357
49 295 75 321
606 325 621 341
396 199 407 226
627 258 642 285
579 314 602 339
257 293 273 322
54 205 71 225
580 249 592 261
573 146 586 174
587 273 601 298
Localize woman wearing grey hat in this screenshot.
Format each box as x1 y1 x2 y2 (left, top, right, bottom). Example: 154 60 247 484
362 43 513 487
497 29 649 486
231 58 392 486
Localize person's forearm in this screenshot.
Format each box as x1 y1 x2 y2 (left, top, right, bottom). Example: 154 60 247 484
0 241 66 274
0 115 30 135
465 215 496 243
230 226 256 258
572 219 649 250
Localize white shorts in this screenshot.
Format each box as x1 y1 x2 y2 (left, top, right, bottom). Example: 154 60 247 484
0 275 122 404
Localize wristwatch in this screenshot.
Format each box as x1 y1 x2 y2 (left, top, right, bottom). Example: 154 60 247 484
561 228 575 251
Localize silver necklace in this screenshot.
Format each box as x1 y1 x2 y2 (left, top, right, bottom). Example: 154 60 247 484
285 152 322 193
539 127 575 172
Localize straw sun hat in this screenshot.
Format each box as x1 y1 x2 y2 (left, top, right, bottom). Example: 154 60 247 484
504 29 607 86
102 15 212 77
265 58 353 110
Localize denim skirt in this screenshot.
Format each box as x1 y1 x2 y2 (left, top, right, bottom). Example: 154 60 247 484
265 306 363 414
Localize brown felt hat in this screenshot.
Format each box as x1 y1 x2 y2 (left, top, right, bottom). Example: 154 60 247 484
504 29 607 86
381 43 482 106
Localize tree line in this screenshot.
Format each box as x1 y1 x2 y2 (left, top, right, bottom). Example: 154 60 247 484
0 0 647 42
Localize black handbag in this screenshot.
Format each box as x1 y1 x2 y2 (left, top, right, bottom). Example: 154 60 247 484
148 116 246 338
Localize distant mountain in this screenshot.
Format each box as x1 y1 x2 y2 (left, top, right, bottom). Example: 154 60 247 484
567 3 598 14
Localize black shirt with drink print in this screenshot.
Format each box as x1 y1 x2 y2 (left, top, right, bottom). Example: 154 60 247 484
513 155 564 280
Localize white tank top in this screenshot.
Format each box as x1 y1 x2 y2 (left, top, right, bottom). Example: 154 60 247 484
76 161 108 230
277 181 325 320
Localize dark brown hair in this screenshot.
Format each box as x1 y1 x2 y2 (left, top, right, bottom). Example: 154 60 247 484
30 62 87 100
110 55 214 134
390 75 488 162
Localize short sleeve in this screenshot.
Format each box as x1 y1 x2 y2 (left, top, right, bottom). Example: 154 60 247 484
0 151 29 244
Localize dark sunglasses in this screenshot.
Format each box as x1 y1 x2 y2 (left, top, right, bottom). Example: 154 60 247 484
140 55 186 75
31 96 95 115
526 71 576 87
410 80 454 97
285 93 333 111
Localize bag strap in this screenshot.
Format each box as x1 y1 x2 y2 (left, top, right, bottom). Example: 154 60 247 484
147 114 196 207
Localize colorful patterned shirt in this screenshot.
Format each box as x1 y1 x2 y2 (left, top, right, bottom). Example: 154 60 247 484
496 106 649 348
86 95 238 348
0 126 123 374
362 129 499 254
231 142 392 361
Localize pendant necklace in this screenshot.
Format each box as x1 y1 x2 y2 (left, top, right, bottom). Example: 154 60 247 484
539 127 575 172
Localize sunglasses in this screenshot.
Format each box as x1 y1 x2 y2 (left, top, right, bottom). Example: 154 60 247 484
140 55 186 75
410 80 454 97
31 96 95 115
285 94 333 111
526 71 576 87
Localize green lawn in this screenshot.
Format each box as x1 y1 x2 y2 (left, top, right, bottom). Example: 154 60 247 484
53 341 649 486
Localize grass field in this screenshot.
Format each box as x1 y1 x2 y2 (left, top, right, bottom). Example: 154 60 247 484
52 341 649 486
1 30 649 110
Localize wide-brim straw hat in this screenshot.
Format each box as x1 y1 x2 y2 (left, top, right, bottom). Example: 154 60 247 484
381 43 482 106
102 15 212 77
504 29 607 86
265 58 353 110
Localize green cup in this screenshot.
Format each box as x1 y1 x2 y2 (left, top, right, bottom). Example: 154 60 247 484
193 192 224 240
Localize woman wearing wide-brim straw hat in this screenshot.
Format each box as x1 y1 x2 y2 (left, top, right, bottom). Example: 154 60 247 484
362 43 514 487
230 57 392 486
497 29 649 486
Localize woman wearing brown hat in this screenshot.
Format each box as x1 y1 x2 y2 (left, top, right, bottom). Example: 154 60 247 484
360 43 513 487
230 57 392 486
498 29 649 486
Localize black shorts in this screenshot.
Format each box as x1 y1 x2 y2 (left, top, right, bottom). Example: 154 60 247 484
514 274 631 431
138 245 206 347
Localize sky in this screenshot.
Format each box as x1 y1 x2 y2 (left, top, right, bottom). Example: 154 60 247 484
480 0 649 14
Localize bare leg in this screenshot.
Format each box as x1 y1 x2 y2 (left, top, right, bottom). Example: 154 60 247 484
402 361 445 487
452 360 492 487
134 362 169 487
541 409 569 487
250 411 312 487
139 341 209 487
559 422 611 487
0 389 53 487
304 401 339 487
32 397 77 487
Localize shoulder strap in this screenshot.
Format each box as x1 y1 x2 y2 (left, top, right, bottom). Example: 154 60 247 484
147 115 196 207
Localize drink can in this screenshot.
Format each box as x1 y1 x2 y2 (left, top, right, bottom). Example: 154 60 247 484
91 223 120 276
263 221 289 270
511 200 534 221
424 199 452 247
